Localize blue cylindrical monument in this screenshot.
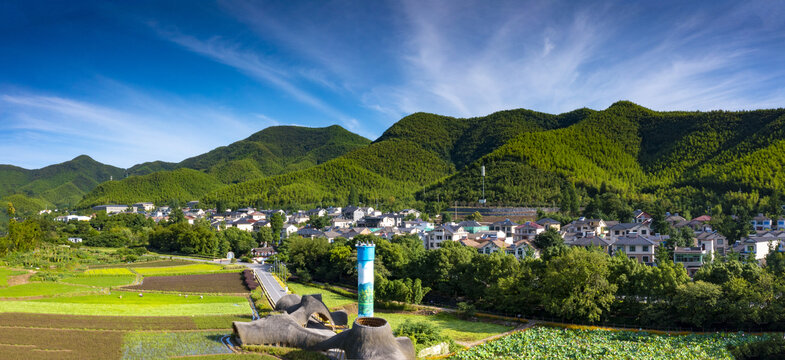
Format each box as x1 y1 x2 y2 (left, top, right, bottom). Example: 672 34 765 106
357 243 375 318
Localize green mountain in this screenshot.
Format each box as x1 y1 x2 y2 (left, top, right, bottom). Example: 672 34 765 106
76 125 371 207
0 155 125 211
199 102 785 214
419 102 785 209
200 108 585 208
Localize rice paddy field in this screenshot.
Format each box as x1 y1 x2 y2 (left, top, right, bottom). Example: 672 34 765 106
122 330 231 359
449 326 774 360
133 263 229 276
60 274 138 287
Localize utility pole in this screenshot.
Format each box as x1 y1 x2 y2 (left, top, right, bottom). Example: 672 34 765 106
479 165 486 206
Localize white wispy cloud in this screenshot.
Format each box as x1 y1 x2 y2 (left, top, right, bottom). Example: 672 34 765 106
0 85 257 169
368 0 785 117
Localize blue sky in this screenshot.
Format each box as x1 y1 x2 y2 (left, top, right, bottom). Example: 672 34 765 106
1 1 784 169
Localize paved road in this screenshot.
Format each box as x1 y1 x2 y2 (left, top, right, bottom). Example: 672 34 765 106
250 263 287 305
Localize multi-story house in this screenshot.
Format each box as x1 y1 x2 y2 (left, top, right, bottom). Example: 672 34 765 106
478 240 508 255
506 240 537 259
751 214 773 231
424 225 468 250
778 217 785 230
536 218 561 231
342 206 365 222
611 234 660 265
564 218 607 237
567 235 613 255
608 221 652 242
695 231 728 256
513 222 544 241
490 219 519 239
734 236 778 262
674 238 716 276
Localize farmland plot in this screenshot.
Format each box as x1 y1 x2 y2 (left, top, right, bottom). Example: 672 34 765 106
0 327 123 360
124 272 247 293
133 263 227 276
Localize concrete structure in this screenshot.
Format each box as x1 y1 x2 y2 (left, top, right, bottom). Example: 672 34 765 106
357 243 375 318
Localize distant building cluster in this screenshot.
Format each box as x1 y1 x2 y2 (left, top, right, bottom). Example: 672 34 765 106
80 200 785 275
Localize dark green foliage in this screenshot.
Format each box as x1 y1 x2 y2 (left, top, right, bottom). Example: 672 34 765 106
533 228 563 251
728 336 785 360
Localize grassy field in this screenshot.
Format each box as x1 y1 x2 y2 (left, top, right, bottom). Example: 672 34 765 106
0 282 97 298
122 330 231 359
178 355 277 360
449 326 773 360
87 259 195 269
0 268 28 287
60 274 137 287
349 311 515 343
0 291 251 316
133 263 227 276
124 272 247 293
288 282 356 308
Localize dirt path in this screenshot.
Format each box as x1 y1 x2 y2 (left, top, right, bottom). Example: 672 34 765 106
7 272 33 286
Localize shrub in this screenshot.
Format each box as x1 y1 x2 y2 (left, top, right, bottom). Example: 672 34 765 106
394 320 445 347
30 271 65 282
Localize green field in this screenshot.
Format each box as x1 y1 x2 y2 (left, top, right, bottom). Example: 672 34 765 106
349 311 514 343
133 263 226 276
449 326 773 360
0 291 251 316
85 267 136 276
60 274 137 287
122 330 231 359
0 268 27 287
0 282 97 298
287 282 356 308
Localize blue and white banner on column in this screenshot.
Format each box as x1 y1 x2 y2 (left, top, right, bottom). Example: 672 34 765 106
357 244 375 318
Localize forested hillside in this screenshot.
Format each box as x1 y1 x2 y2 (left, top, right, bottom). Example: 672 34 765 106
0 155 125 210
420 102 785 214
200 108 585 209
75 125 370 208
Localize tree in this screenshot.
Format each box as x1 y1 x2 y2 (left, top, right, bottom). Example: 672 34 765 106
168 207 185 225
256 227 274 246
6 202 15 218
540 247 617 322
307 215 331 229
533 228 563 251
441 212 452 224
466 211 483 222
673 281 722 328
269 212 284 243
219 227 256 256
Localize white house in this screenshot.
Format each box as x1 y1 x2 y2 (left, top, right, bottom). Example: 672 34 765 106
132 202 156 212
281 224 299 239
67 237 83 244
751 214 773 231
734 236 777 262
425 225 468 249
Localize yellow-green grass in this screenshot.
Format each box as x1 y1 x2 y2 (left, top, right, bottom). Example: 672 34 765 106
0 291 251 316
60 274 137 287
0 268 27 287
84 267 136 276
0 282 97 298
287 282 356 309
134 263 226 276
349 312 514 343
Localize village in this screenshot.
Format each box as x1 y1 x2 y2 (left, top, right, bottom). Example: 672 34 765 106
60 202 785 277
